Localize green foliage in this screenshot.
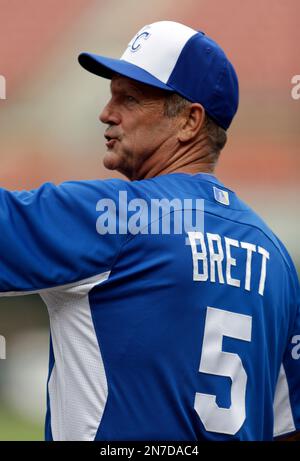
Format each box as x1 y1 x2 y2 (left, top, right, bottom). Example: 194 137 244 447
0 405 43 441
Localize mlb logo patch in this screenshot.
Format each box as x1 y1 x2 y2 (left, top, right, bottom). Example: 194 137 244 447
213 186 230 205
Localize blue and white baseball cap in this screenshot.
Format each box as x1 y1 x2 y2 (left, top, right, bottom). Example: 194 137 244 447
78 21 239 130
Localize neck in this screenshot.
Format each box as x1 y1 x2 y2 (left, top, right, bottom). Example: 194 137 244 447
135 136 217 180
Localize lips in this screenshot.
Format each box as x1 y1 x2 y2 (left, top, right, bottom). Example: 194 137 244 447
106 138 117 149
104 132 119 149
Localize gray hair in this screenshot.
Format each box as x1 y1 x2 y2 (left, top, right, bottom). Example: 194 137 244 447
163 93 227 155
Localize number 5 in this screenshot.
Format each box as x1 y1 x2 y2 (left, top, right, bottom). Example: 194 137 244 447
194 306 252 435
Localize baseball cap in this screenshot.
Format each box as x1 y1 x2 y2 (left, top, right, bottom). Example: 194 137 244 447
78 21 239 130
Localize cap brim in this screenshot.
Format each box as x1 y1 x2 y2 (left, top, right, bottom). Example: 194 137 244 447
78 52 173 92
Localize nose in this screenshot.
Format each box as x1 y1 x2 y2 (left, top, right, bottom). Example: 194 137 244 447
99 99 121 125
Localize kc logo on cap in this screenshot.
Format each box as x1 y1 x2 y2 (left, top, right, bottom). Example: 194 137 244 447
130 29 151 53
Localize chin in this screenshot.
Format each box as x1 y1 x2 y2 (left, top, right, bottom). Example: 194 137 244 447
103 152 132 179
103 151 120 171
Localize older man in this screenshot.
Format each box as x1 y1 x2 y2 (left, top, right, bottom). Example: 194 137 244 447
0 21 299 441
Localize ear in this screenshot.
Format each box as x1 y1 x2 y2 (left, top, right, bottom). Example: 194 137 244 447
178 103 205 142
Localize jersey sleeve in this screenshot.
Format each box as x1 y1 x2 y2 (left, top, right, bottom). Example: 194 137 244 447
0 179 126 294
273 254 300 438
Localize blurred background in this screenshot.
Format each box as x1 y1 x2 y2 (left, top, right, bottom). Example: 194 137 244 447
0 0 299 440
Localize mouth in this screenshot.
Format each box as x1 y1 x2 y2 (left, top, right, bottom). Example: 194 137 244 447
104 133 119 149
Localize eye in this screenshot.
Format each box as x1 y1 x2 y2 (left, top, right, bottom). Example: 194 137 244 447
125 95 137 104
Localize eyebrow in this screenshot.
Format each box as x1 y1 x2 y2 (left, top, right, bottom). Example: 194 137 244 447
110 77 145 97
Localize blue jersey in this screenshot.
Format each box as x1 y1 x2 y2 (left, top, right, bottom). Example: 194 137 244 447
0 173 299 440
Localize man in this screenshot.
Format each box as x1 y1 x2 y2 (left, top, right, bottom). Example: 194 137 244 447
0 21 299 441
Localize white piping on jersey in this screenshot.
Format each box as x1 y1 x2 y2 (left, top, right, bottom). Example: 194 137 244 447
273 364 296 437
41 271 110 441
0 271 110 297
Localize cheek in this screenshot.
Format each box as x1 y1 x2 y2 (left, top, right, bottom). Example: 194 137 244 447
138 122 165 143
146 122 171 147
134 130 158 158
137 128 154 145
124 127 151 153
123 114 171 154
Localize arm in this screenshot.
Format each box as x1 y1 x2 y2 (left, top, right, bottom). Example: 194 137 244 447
0 180 124 294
